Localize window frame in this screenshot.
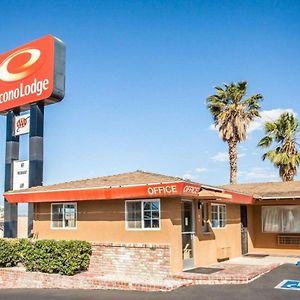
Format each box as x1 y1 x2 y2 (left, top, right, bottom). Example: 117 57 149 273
211 203 227 228
51 202 77 230
125 199 161 231
201 202 210 233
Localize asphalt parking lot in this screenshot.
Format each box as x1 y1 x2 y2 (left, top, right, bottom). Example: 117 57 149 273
0 264 299 300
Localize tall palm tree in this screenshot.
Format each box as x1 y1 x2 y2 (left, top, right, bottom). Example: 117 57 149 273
257 112 300 181
207 81 263 184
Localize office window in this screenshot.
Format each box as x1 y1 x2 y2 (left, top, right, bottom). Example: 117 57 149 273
51 203 77 229
126 200 160 230
211 204 226 228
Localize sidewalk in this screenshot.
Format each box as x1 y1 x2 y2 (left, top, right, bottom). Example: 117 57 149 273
86 254 299 290
172 255 300 286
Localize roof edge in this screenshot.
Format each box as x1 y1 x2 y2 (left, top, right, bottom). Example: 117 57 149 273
257 195 300 200
4 180 187 195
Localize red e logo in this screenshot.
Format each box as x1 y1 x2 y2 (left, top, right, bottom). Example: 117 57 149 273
0 48 41 82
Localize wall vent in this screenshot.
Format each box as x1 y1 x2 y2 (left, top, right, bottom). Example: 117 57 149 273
277 235 300 246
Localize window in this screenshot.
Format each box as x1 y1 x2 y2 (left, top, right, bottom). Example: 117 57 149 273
201 202 209 233
126 200 160 230
211 204 226 228
51 203 77 229
262 206 300 233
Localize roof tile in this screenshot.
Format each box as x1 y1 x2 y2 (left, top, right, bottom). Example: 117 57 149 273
221 181 300 198
10 170 186 193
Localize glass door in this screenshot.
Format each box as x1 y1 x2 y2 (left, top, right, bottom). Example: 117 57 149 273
181 200 195 270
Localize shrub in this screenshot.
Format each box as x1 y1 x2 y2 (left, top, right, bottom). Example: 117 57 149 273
0 238 92 276
22 239 92 275
56 240 92 275
15 238 33 264
0 239 18 267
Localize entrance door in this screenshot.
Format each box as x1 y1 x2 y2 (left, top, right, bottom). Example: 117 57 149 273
240 205 248 255
181 200 195 270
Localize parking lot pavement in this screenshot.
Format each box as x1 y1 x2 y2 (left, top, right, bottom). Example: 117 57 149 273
0 264 299 300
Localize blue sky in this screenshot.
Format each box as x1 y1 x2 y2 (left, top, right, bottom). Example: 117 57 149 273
0 0 300 208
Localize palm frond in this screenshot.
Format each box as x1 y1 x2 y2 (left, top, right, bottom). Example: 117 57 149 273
258 136 273 148
258 112 300 181
206 81 263 143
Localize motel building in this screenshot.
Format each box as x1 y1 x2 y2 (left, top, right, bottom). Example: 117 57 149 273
3 170 300 276
2 36 299 279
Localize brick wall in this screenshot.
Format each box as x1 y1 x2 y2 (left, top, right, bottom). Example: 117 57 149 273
0 267 180 291
0 242 173 292
89 242 171 278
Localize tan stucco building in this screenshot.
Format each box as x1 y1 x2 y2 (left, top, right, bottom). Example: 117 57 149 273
4 171 300 274
223 181 300 257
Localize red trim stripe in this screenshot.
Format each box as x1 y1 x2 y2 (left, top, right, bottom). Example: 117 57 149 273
4 182 254 204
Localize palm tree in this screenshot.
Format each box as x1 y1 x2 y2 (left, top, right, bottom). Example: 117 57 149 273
207 81 263 184
257 112 300 181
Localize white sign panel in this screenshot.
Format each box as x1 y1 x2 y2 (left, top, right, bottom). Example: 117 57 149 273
14 114 30 136
13 160 29 190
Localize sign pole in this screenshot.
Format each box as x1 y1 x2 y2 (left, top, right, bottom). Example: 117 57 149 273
0 35 65 237
28 102 44 237
4 109 20 237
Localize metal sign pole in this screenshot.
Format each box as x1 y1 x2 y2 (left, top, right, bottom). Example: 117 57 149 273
4 109 20 237
28 102 44 237
1 35 65 238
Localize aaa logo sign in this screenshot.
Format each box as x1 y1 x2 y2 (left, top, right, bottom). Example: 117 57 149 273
14 113 30 136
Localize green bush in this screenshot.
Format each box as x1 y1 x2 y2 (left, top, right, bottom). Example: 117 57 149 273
0 239 19 267
0 238 92 276
15 238 33 263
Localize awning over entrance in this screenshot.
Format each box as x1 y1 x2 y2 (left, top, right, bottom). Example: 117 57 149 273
198 190 232 200
198 190 253 204
4 181 203 203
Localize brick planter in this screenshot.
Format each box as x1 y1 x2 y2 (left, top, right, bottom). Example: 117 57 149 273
89 242 171 279
0 242 174 292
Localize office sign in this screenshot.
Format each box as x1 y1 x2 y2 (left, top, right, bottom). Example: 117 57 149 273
0 35 65 114
14 113 30 136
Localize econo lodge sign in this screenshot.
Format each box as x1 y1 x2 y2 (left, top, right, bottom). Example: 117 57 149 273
0 35 65 114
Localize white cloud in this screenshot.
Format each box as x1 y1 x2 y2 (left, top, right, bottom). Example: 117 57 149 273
182 173 196 180
209 108 297 134
211 152 228 162
248 108 296 133
195 167 207 173
211 152 245 162
239 167 278 181
182 167 208 180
